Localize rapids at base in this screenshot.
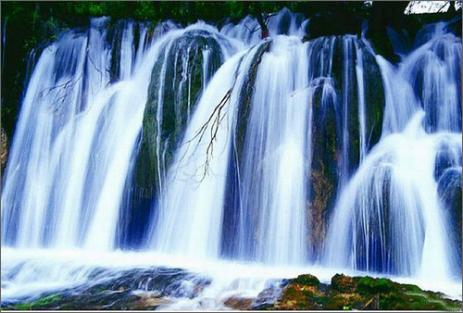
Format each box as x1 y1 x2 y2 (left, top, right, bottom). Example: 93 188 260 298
2 247 461 310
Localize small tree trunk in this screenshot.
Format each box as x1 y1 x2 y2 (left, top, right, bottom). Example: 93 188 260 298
256 12 269 39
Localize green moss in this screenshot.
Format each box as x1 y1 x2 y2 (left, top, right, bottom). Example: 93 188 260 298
331 274 356 293
33 294 62 307
272 273 462 311
13 294 63 310
291 274 320 286
380 292 443 310
12 303 31 310
356 276 395 294
310 294 330 307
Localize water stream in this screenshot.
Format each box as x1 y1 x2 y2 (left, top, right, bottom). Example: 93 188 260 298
1 9 461 308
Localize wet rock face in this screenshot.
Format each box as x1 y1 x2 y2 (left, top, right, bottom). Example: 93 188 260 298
435 142 462 273
118 29 225 248
1 127 7 170
222 35 387 262
307 36 385 258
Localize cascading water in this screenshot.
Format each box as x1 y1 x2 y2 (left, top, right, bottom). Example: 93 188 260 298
324 22 462 282
1 8 461 309
1 17 164 250
117 23 239 248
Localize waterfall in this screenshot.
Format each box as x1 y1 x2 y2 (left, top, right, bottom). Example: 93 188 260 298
150 47 246 259
324 22 462 281
0 18 163 250
116 23 239 248
240 36 310 265
1 9 461 304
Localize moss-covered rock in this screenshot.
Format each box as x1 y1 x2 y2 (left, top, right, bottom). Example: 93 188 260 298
10 294 63 310
356 276 396 294
291 274 320 286
4 290 169 311
118 29 225 248
2 266 210 310
275 283 323 310
307 35 385 257
269 274 463 311
3 271 461 310
331 274 357 293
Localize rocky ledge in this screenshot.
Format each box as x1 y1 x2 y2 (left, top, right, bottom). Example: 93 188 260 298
246 274 462 311
2 270 461 311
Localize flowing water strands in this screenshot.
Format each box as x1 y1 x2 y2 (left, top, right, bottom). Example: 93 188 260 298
0 8 461 305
